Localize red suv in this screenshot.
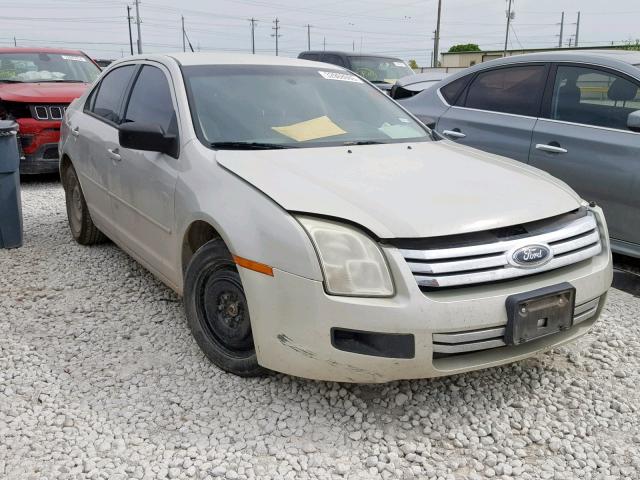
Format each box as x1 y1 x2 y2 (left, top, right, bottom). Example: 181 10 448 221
0 48 101 174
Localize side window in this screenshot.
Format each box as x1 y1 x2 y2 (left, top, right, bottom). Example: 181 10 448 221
123 65 177 136
550 65 640 131
322 54 345 67
440 74 473 105
464 65 547 116
90 65 136 124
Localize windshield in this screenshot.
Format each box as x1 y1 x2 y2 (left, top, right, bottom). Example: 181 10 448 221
349 57 415 84
0 52 100 83
182 65 429 149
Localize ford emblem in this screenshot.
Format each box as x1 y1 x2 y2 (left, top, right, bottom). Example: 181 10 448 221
510 244 552 268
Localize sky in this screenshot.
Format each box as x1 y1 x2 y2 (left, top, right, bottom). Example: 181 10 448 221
1 0 639 65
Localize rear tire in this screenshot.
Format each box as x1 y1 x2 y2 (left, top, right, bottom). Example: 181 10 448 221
184 239 266 377
63 165 106 245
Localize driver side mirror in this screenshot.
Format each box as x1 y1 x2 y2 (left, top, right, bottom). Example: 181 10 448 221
119 122 179 158
628 110 640 133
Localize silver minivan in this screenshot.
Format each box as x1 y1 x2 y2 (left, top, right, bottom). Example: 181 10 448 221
401 50 640 258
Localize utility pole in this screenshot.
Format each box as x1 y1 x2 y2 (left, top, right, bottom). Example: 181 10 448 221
433 0 442 68
574 11 581 47
557 11 564 48
134 0 143 54
271 18 281 56
323 36 326 51
182 16 186 52
13 36 16 47
249 18 257 54
126 5 133 55
431 30 437 67
504 0 513 56
352 40 355 52
306 24 311 50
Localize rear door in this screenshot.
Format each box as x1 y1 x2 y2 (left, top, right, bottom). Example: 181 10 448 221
436 63 549 162
74 64 137 231
529 63 640 251
109 63 181 281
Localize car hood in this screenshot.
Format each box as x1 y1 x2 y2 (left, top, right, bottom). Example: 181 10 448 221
216 141 582 239
0 82 90 103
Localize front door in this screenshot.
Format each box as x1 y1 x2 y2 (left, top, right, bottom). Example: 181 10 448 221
529 64 640 251
109 64 181 281
74 65 137 232
436 63 549 162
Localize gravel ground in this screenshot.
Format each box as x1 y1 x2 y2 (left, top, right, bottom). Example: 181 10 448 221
1 179 639 480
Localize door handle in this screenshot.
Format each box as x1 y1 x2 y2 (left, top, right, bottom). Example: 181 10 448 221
108 148 121 162
535 143 568 154
442 129 466 139
71 126 80 137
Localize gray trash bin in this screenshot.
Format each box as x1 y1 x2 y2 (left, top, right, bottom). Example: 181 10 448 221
0 120 23 249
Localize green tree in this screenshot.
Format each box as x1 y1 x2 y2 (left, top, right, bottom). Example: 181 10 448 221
408 59 419 69
448 43 481 53
622 40 640 51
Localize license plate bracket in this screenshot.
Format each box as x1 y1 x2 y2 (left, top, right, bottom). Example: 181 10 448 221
505 283 575 346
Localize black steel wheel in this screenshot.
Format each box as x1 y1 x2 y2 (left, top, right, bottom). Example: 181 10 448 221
63 165 106 245
184 238 266 377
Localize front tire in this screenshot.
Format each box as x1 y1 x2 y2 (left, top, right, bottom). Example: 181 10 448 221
63 165 106 245
184 239 266 377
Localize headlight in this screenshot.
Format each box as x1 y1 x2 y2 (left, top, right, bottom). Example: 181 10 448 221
297 216 394 297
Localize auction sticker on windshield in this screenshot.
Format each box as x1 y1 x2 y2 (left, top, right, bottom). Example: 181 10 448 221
318 71 363 83
61 55 87 62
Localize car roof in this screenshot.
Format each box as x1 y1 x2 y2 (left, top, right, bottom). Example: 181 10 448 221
0 47 87 55
436 49 640 90
478 49 640 68
167 52 347 68
299 50 404 60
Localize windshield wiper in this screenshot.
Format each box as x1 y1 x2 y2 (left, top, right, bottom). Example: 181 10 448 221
342 140 384 146
209 141 294 150
370 80 392 84
34 79 85 83
0 79 23 83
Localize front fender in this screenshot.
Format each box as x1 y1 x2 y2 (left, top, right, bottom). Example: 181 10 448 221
174 144 323 292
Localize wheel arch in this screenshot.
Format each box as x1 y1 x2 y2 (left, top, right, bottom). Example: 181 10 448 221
181 216 234 276
59 154 73 187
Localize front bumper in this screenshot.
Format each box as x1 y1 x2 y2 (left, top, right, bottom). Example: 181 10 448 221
240 217 612 383
16 118 61 175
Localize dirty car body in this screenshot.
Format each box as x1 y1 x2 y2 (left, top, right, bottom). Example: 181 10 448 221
60 53 612 382
0 48 100 174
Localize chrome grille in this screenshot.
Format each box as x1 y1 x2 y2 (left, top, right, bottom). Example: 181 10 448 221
31 105 67 121
433 297 600 355
49 106 63 120
400 212 601 289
